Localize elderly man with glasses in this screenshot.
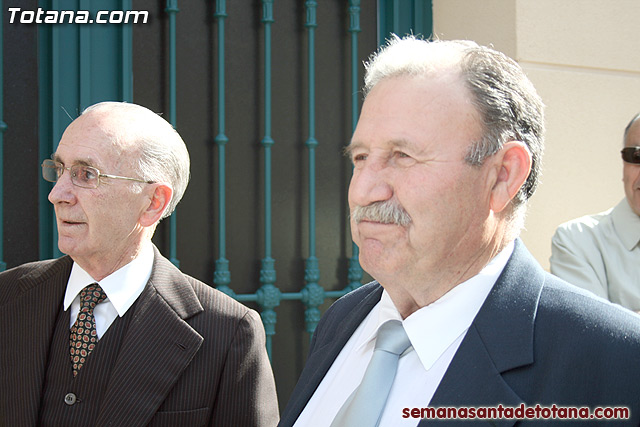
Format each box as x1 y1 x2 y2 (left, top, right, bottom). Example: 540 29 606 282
0 102 278 427
551 113 640 312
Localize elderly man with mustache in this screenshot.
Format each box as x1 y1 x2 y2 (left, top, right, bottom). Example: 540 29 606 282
279 36 640 427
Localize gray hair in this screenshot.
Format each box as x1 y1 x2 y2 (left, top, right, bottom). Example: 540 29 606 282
363 36 545 211
623 113 640 146
82 102 190 219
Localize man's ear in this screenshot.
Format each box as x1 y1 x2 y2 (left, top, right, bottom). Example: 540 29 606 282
139 183 173 227
489 141 532 213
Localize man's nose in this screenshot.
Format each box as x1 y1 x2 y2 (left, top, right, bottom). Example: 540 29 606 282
348 157 393 208
48 169 76 205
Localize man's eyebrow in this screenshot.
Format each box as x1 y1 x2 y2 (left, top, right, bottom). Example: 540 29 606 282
51 154 95 167
388 138 413 150
74 159 94 167
343 139 416 157
343 142 363 157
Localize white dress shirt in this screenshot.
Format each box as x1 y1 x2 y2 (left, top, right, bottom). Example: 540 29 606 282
551 199 640 311
294 241 514 427
63 241 154 339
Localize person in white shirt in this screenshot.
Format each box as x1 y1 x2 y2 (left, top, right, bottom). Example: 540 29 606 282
0 102 278 427
279 36 640 427
550 114 640 311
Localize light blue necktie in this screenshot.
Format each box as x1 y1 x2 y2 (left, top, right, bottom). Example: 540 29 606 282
331 320 412 427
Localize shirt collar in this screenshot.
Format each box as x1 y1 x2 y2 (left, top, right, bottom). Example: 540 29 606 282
63 241 155 316
612 198 640 251
357 241 515 371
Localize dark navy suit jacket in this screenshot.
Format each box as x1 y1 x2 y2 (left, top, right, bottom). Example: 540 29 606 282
280 239 640 426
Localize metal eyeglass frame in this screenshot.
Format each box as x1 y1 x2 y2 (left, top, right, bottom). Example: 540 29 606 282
41 158 154 189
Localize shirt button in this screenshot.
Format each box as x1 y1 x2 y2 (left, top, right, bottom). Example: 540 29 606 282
64 393 77 406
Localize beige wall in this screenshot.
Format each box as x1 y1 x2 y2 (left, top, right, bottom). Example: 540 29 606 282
433 0 640 269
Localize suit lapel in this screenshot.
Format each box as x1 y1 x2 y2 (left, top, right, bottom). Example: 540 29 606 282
425 327 522 427
280 284 383 426
425 240 544 426
96 248 204 427
0 257 72 426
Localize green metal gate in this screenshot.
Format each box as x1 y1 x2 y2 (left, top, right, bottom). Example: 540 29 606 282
4 0 432 406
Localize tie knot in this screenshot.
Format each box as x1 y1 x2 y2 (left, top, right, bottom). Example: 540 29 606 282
374 320 411 355
79 283 107 311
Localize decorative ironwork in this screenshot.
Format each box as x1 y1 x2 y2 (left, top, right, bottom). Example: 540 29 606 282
347 0 363 293
257 0 280 358
217 1 365 343
165 0 180 267
213 0 232 298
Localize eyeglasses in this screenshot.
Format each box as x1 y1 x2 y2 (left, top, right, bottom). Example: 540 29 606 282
41 159 154 189
621 146 640 164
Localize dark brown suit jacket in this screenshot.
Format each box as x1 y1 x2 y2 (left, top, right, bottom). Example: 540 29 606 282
0 246 279 427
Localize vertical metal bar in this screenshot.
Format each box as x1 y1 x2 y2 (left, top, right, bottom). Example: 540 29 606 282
393 0 400 35
79 0 91 111
301 0 324 337
257 0 281 360
213 0 232 296
51 0 61 259
413 0 420 34
0 1 6 271
346 0 362 292
415 0 433 38
376 0 384 46
121 0 133 102
165 0 180 267
38 0 52 260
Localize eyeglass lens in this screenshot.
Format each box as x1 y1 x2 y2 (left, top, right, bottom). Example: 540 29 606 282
41 161 59 182
621 146 640 164
41 160 99 188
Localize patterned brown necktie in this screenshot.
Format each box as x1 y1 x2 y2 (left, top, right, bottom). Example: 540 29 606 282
69 283 107 377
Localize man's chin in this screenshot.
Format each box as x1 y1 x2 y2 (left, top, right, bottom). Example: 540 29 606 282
56 238 80 257
358 245 404 274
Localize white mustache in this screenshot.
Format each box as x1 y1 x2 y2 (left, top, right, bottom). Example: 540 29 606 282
351 200 411 226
